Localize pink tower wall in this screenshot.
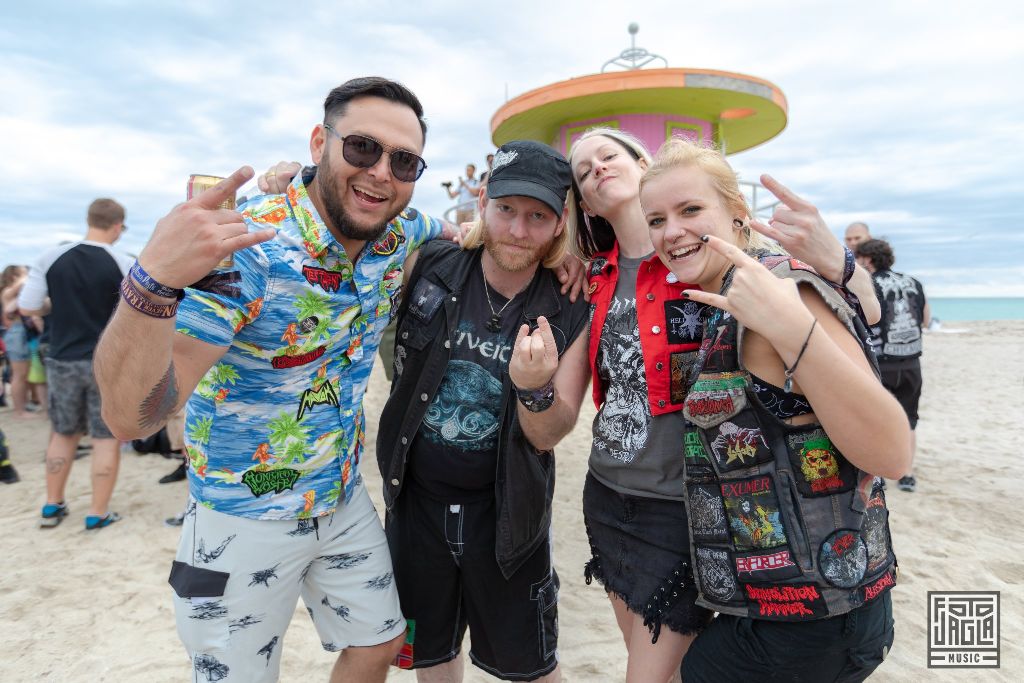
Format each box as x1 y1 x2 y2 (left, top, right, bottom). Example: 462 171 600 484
556 113 714 156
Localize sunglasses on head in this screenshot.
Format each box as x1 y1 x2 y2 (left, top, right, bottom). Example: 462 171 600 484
324 124 427 183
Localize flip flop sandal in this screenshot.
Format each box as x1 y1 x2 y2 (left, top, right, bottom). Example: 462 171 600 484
40 502 69 528
85 512 122 530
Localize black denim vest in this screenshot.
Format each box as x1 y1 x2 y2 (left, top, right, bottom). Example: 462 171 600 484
871 269 926 362
377 240 589 579
682 255 898 621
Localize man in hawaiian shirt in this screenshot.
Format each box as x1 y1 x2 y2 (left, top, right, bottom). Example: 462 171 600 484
95 77 451 683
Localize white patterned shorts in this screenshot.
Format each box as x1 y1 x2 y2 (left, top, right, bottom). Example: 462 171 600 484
170 483 405 682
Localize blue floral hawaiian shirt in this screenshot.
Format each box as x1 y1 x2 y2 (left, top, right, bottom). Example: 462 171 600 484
176 171 442 520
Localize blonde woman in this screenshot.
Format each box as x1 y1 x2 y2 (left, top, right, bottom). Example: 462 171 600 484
639 138 909 681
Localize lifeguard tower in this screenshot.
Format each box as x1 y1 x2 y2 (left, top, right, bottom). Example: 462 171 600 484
489 24 788 214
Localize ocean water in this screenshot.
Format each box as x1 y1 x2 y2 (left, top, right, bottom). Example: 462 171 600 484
928 297 1024 321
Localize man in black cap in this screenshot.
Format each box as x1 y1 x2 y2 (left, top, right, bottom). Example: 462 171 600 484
377 140 591 681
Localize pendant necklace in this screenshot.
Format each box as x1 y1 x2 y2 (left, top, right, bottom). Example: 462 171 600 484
482 261 521 333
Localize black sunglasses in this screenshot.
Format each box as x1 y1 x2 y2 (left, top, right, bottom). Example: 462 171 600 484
323 124 427 183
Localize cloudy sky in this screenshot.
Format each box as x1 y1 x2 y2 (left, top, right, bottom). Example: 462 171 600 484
2 0 1021 296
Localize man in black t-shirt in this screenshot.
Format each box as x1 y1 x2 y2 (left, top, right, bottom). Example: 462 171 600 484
19 198 132 529
856 239 930 493
378 141 590 681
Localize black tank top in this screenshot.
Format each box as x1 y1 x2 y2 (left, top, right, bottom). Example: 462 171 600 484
750 373 812 420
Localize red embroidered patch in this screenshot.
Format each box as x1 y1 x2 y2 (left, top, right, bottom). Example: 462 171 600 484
735 550 796 574
744 583 829 619
862 568 896 602
271 346 327 369
302 265 345 292
372 228 406 256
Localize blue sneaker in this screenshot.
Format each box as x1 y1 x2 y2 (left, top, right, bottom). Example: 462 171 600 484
40 502 69 528
85 512 122 530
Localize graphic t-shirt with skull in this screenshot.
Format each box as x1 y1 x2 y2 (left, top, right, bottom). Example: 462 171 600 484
589 253 686 500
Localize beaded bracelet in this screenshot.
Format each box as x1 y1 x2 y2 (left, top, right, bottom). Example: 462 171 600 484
120 277 180 319
515 379 556 413
130 261 185 300
782 319 817 393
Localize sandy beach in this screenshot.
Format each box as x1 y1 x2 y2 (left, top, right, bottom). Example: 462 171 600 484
1 320 1021 682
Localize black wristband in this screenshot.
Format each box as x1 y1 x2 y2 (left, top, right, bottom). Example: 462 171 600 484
119 277 180 318
515 380 555 413
840 246 856 286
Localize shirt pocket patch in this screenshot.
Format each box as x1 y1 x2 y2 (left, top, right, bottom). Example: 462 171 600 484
407 279 445 323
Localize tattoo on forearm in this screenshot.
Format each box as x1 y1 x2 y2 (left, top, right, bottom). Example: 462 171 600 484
139 363 180 430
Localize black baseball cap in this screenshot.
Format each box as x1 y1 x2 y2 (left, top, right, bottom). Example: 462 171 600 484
485 140 572 215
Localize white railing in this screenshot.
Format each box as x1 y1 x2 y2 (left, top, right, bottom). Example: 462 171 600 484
442 182 777 226
443 199 477 225
742 180 781 221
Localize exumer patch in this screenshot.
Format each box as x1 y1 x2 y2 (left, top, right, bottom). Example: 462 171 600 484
720 475 789 551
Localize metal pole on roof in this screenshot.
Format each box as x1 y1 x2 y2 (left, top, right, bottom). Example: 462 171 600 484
601 23 668 72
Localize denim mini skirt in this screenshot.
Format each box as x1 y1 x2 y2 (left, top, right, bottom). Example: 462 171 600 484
582 472 713 641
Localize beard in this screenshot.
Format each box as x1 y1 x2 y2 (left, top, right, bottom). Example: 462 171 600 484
315 145 408 243
481 216 555 273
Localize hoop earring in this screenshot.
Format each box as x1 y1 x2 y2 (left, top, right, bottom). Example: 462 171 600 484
733 218 744 229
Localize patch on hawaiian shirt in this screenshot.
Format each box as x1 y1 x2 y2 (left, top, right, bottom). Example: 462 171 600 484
241 468 301 497
371 226 407 256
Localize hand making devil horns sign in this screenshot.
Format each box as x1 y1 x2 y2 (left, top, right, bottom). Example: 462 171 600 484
682 235 815 344
749 174 846 284
509 315 560 391
138 166 276 289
